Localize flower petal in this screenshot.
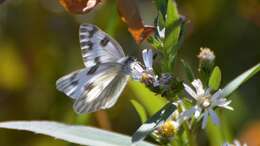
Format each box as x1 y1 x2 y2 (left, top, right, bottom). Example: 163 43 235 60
209 108 220 125
192 79 205 96
211 89 223 101
178 107 196 123
205 88 211 95
194 106 202 118
130 62 144 80
157 26 165 38
234 140 242 146
202 110 209 129
218 100 234 111
142 49 153 70
183 83 198 100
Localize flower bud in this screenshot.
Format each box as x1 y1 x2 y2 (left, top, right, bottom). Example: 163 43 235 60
198 47 215 69
197 48 215 82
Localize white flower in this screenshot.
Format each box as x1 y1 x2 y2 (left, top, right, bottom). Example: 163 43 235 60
183 79 233 128
131 49 154 81
223 140 248 146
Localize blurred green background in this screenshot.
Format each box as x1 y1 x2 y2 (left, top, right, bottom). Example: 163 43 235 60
0 0 259 145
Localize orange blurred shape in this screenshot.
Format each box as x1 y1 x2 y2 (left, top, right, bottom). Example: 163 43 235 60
59 0 101 14
240 121 260 146
238 0 260 27
117 0 155 44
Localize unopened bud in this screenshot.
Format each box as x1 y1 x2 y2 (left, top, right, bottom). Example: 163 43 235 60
197 47 215 79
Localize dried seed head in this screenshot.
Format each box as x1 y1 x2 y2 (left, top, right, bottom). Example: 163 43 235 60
197 47 215 73
198 48 215 63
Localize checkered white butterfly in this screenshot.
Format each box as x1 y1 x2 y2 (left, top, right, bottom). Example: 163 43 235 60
56 24 155 114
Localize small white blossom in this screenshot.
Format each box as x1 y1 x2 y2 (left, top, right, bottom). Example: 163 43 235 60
223 140 248 146
183 79 233 128
156 26 165 38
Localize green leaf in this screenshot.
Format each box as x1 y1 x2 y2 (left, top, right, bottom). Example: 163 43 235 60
206 118 224 146
147 36 163 49
222 63 260 98
181 59 196 82
0 121 155 146
128 81 167 116
132 102 177 144
208 66 222 90
154 0 168 17
168 17 187 57
130 100 148 123
164 0 180 52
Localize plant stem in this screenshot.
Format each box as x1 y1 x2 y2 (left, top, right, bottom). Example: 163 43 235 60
183 121 197 146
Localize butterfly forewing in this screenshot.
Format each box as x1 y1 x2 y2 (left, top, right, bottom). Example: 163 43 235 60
79 24 125 68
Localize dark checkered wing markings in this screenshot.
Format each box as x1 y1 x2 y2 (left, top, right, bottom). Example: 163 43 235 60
56 69 87 99
73 71 129 114
56 63 123 100
79 24 125 68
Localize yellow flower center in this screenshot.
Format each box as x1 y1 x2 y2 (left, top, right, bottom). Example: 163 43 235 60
158 120 178 137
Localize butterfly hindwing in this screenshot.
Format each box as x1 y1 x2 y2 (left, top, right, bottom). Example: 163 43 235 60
56 63 125 100
56 69 86 99
79 24 125 68
73 71 129 114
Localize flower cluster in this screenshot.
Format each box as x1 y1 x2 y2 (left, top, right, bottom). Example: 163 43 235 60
137 47 235 141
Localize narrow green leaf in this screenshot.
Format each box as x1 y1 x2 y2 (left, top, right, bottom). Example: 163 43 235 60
164 0 180 52
154 0 168 17
130 100 148 123
132 102 177 144
222 63 260 98
208 66 222 90
147 36 163 49
181 59 195 82
0 121 155 146
169 17 187 58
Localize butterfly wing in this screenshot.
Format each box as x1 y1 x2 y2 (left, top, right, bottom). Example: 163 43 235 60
73 72 129 113
79 23 125 67
56 63 124 100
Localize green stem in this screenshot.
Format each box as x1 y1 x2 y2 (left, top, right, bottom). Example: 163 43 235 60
183 121 197 146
